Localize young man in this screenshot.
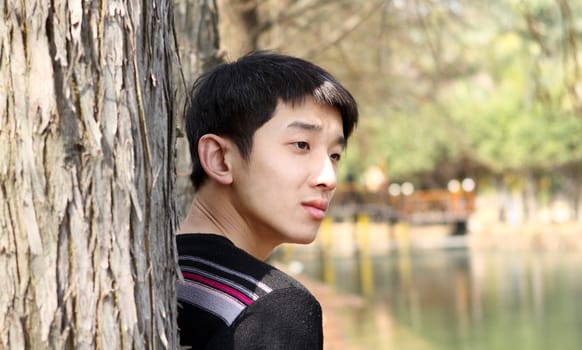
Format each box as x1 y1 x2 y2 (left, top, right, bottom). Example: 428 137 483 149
177 51 358 349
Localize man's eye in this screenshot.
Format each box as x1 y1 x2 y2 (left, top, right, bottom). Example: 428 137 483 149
330 153 341 162
295 141 310 150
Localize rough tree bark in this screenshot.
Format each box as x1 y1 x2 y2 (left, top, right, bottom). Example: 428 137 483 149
174 0 223 214
0 0 177 348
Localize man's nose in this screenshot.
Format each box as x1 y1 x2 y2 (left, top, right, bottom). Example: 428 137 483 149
314 156 337 190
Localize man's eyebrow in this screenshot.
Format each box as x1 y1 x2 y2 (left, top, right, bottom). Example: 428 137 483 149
286 121 322 131
287 121 346 148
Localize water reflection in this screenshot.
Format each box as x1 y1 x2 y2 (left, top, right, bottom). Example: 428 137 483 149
297 248 582 350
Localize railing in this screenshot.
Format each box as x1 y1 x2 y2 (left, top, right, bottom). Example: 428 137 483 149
330 187 475 225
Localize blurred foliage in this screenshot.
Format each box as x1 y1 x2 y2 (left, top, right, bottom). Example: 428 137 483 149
215 0 582 191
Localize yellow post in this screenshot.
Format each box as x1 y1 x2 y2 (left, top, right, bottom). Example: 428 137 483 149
356 213 374 297
395 221 410 253
320 217 336 287
281 243 294 263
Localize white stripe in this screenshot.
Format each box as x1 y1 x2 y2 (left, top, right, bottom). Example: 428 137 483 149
177 279 245 326
179 256 273 293
180 266 260 301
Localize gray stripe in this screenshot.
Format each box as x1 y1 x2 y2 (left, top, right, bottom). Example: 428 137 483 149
177 279 245 326
180 266 260 301
179 256 273 293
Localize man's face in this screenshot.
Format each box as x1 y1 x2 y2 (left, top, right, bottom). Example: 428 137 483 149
230 97 345 248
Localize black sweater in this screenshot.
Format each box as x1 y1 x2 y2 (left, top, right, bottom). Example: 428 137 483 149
177 234 323 349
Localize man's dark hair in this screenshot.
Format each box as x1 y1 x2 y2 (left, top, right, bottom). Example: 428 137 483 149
185 51 359 189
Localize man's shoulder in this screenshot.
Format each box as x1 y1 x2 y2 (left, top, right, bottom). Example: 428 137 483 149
204 279 323 349
177 233 309 294
176 234 322 349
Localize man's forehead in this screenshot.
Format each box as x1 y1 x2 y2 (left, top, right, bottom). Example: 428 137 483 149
266 97 344 135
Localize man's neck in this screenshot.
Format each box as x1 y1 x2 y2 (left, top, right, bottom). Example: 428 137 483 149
177 184 277 260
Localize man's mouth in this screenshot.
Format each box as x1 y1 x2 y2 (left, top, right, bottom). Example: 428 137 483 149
301 199 328 220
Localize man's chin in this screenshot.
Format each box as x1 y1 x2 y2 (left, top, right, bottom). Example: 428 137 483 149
290 232 318 245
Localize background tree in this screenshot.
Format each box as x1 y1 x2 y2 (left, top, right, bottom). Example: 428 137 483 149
213 0 582 221
1 0 178 348
173 0 224 213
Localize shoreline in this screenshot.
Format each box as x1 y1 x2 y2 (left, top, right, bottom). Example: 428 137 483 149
280 221 582 258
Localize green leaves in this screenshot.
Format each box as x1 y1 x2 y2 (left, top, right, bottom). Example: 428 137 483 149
338 0 582 184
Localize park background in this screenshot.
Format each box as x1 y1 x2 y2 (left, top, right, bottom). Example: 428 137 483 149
181 1 582 349
2 0 582 349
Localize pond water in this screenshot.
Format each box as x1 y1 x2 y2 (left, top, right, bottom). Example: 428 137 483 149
295 248 582 350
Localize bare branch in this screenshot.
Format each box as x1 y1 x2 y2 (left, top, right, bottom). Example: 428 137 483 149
302 1 384 60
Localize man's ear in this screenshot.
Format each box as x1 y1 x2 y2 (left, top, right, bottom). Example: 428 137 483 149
198 134 235 185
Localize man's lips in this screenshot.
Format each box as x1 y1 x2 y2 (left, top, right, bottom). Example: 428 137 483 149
301 199 329 220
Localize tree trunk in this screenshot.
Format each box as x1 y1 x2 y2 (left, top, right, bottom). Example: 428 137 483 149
0 0 177 348
523 171 538 222
173 0 224 215
217 0 260 56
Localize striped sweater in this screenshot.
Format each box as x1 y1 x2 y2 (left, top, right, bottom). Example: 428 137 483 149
177 234 323 350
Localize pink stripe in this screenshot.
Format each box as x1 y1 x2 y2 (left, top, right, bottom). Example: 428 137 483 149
182 271 253 305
